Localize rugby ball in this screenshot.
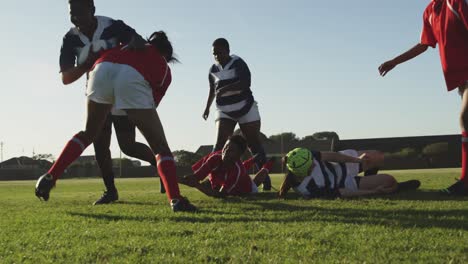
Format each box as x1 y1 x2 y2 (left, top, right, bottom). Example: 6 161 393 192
77 39 111 66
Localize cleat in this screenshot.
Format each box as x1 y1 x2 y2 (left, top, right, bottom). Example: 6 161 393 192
93 190 119 205
397 180 421 192
35 173 55 201
171 197 197 212
439 180 468 196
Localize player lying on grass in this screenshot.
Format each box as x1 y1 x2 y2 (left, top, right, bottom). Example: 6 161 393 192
278 148 420 199
178 135 275 197
35 31 197 212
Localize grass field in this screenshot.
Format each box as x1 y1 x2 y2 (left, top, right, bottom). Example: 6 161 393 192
0 168 467 263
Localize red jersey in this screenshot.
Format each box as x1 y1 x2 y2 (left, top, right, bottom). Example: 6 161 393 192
420 0 468 91
192 151 254 195
94 44 172 106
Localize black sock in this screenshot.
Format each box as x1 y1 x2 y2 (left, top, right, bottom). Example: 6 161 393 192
103 173 117 192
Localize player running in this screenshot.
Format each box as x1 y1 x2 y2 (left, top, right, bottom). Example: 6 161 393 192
59 0 166 205
202 38 272 191
35 31 197 212
278 148 420 199
178 135 275 197
379 0 468 195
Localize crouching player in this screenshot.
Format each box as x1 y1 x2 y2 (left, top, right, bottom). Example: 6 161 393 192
279 148 420 199
179 135 274 197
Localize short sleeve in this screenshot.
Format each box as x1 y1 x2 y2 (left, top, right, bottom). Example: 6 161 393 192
420 6 437 48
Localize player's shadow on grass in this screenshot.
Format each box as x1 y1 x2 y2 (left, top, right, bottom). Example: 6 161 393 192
363 190 468 201
168 201 468 231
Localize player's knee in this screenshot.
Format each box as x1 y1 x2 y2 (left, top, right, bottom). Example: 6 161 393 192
383 174 398 190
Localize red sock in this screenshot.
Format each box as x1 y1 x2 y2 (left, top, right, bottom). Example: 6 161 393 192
48 132 91 181
461 132 468 187
156 154 181 201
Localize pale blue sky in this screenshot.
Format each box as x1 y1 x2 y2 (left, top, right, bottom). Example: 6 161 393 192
0 1 461 162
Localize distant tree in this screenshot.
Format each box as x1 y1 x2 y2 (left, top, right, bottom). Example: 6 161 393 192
269 132 299 143
422 142 448 156
233 129 270 143
32 153 54 162
173 150 202 167
312 131 340 141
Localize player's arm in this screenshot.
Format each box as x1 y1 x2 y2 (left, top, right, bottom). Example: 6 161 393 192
61 57 99 85
59 34 100 85
105 20 146 50
320 151 365 164
203 74 216 120
378 43 429 77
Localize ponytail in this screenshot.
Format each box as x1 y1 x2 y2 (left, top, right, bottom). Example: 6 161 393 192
148 31 179 63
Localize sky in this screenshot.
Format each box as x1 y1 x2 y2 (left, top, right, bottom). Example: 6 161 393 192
0 0 462 163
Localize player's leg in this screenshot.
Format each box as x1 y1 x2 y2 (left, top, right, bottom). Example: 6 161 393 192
36 101 113 200
125 108 196 212
113 114 165 193
239 102 270 190
252 157 275 187
93 115 119 204
213 118 237 151
442 84 468 195
35 62 115 201
358 174 398 193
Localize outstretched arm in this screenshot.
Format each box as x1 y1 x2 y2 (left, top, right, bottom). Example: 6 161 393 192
203 82 215 120
320 151 364 164
378 43 429 77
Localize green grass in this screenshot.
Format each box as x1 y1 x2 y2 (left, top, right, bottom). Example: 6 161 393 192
0 169 467 263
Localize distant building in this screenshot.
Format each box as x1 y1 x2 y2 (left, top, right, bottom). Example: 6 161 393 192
0 156 52 169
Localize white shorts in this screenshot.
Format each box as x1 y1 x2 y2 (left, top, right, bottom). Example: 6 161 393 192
215 101 261 124
338 149 360 191
87 62 155 111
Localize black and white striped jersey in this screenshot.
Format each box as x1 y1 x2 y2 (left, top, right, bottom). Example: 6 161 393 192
209 55 254 118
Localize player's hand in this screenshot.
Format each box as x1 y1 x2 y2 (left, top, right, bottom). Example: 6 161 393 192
359 153 371 171
378 60 397 77
203 108 210 120
122 35 147 51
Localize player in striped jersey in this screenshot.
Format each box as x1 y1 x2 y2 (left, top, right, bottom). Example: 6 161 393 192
278 148 420 199
59 0 166 205
202 38 271 191
178 135 275 197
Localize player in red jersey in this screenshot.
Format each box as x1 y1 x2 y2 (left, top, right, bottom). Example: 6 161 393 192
35 31 197 212
59 0 167 205
379 0 468 195
178 135 275 197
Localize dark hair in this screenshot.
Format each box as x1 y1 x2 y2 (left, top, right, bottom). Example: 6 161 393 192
212 38 230 50
228 135 247 154
148 31 179 63
68 0 94 7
